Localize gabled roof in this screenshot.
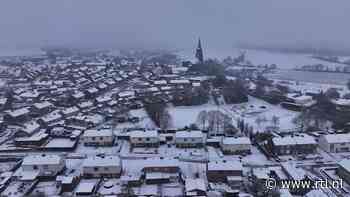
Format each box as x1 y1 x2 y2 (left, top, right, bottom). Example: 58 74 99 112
185 178 206 192
82 156 121 167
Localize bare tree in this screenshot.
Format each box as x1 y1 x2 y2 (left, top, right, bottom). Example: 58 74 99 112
159 109 172 130
196 110 208 130
207 110 232 136
255 116 263 128
271 115 280 128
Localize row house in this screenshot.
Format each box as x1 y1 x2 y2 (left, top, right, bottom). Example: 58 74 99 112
319 133 350 153
82 156 122 178
130 130 160 147
207 160 243 186
338 159 350 184
21 154 65 178
83 129 115 146
220 137 252 155
4 107 31 123
38 110 63 126
332 99 350 112
66 114 103 129
61 106 80 117
14 131 49 146
268 135 317 156
174 130 205 148
32 101 54 115
14 120 41 137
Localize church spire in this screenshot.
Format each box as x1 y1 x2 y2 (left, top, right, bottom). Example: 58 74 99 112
195 38 204 63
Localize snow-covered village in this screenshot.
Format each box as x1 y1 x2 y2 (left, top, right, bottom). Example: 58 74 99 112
0 41 350 197
3 1 350 197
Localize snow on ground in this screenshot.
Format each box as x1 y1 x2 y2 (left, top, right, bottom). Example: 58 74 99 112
167 104 222 128
177 48 348 69
274 79 349 96
129 108 156 129
167 96 299 132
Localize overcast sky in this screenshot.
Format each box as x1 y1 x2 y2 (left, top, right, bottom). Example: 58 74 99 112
1 0 350 52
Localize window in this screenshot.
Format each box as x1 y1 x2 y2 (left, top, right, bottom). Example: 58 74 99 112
33 165 38 170
100 137 103 140
146 138 150 141
138 138 142 141
92 137 96 141
184 138 187 142
94 167 99 171
104 167 109 171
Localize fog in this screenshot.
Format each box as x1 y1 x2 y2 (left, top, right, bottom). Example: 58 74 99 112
1 0 350 54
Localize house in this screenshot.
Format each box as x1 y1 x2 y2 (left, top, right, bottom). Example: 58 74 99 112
319 133 350 153
145 172 178 184
82 156 122 178
14 121 41 137
251 168 271 196
337 159 350 184
141 158 180 174
185 178 207 196
281 162 311 195
130 130 160 147
39 110 63 125
281 94 315 111
83 129 115 146
32 101 54 115
0 98 8 110
21 154 65 178
4 107 30 123
75 180 98 196
67 114 103 128
56 175 80 193
77 101 94 110
269 135 317 155
220 137 251 155
207 160 243 183
332 99 350 111
175 130 205 148
14 131 49 146
61 106 79 117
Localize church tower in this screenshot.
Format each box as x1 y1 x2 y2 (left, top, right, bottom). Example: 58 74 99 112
195 38 204 64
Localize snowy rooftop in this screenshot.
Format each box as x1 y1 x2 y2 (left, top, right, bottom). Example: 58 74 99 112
207 160 243 171
82 156 121 167
338 159 350 173
154 80 167 85
83 129 113 137
185 178 206 192
6 107 30 117
170 79 190 84
272 135 316 146
20 120 40 134
222 137 251 145
175 130 204 138
281 162 306 180
332 98 350 106
22 154 62 166
130 130 159 138
33 101 53 109
322 133 350 144
61 106 79 115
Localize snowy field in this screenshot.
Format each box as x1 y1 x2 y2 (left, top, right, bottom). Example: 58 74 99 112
274 79 349 96
167 96 299 133
177 47 349 69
